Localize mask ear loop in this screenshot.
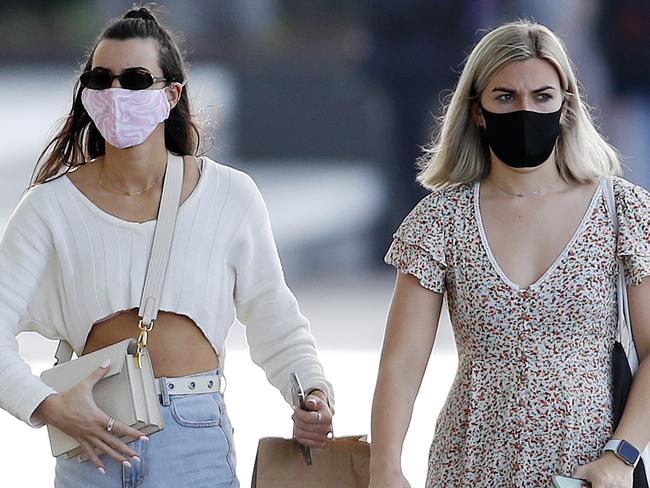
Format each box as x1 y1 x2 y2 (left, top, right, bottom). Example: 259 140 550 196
475 101 486 130
558 95 569 126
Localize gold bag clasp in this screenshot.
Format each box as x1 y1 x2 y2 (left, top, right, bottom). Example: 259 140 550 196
134 319 154 369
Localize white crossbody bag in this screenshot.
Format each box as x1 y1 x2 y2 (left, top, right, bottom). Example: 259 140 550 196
40 152 184 462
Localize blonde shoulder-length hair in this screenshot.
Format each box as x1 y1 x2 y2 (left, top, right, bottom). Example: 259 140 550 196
417 19 622 190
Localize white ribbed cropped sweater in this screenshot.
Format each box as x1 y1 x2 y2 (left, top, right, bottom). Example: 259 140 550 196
0 157 333 427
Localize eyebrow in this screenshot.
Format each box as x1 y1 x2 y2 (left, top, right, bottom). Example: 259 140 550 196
492 86 556 93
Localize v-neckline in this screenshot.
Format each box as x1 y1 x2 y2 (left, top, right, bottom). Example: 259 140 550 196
473 179 603 292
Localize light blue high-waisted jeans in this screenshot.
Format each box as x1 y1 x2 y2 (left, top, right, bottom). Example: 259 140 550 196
54 368 239 487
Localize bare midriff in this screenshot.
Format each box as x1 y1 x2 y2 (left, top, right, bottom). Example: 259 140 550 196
81 309 219 378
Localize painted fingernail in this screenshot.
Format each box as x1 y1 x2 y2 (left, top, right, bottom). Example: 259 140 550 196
139 436 149 442
98 466 106 475
100 359 111 369
122 460 132 468
131 455 141 463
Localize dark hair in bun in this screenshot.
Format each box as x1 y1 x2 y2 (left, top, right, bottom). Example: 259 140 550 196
32 4 202 185
123 7 158 22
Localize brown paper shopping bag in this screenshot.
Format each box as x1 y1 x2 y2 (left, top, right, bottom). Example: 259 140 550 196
251 435 370 488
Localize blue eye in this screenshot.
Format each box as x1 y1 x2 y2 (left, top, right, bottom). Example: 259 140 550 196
537 93 552 102
497 93 514 102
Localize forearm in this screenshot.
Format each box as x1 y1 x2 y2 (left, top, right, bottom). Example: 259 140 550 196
612 355 650 451
370 356 424 473
370 274 442 474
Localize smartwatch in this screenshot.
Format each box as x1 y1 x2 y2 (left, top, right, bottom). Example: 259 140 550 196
603 439 640 467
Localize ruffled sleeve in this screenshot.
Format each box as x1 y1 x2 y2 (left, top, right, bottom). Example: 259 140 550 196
613 177 650 286
384 191 449 293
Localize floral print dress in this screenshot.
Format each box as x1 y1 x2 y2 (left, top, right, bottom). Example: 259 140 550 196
384 176 650 487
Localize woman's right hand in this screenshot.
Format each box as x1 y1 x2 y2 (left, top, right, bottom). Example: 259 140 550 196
369 470 411 488
34 360 148 474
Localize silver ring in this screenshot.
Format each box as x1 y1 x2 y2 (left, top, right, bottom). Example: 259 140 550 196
317 412 322 424
106 416 116 433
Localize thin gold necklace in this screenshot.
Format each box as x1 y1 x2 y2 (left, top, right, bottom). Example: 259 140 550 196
490 177 565 198
98 165 166 197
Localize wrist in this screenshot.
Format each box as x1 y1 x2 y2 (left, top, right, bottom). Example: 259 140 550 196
602 451 636 471
370 459 402 477
32 393 60 426
306 389 327 402
305 388 334 413
370 446 403 471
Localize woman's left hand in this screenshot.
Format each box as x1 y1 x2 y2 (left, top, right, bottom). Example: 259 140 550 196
572 452 634 488
292 391 333 448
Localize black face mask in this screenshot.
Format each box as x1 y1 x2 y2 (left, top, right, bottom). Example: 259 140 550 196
480 105 562 168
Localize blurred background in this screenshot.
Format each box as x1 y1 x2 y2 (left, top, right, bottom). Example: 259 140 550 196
0 0 648 486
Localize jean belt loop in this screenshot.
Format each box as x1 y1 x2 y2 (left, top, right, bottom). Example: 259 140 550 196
220 371 227 394
159 377 171 406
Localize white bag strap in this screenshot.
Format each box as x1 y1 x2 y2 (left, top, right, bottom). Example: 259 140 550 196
603 177 638 369
55 153 184 365
138 153 183 325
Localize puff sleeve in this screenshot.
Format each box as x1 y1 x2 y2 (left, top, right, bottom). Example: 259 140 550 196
231 174 335 409
384 191 449 293
614 177 650 287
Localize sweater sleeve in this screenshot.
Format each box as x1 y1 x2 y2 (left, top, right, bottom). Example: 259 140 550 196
0 188 59 428
231 175 335 409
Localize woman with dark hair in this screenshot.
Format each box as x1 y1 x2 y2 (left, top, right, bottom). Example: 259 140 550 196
0 7 333 487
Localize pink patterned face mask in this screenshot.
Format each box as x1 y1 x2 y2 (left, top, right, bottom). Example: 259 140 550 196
81 87 171 149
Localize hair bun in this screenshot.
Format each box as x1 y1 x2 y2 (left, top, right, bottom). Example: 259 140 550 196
123 7 157 23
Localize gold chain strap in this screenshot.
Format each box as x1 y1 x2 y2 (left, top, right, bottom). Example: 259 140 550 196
134 319 154 369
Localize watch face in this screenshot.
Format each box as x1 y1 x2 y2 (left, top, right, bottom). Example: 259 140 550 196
618 440 640 464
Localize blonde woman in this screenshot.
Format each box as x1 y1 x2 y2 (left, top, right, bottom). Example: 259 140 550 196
370 20 650 488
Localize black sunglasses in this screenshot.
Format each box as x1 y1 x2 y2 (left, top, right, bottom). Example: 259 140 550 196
80 67 169 90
